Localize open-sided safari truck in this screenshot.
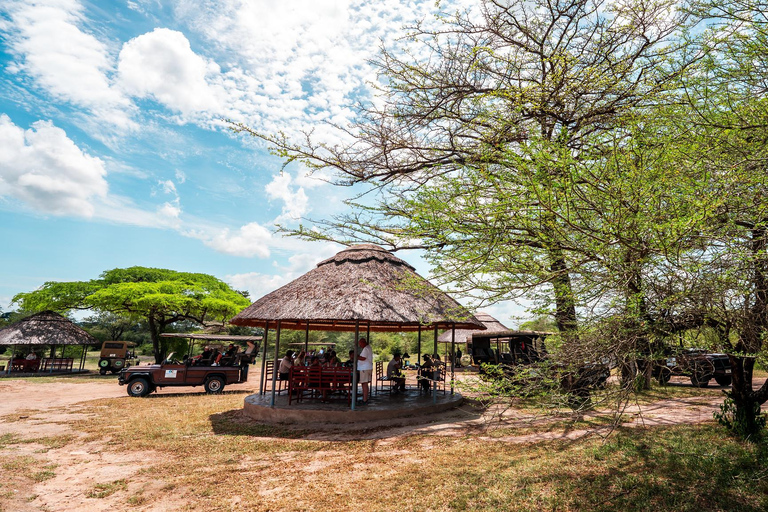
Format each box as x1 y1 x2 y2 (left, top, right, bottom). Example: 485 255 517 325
118 334 259 397
98 341 138 375
470 330 609 394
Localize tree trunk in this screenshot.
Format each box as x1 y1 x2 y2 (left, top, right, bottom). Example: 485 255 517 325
549 249 578 335
148 315 164 364
728 355 765 438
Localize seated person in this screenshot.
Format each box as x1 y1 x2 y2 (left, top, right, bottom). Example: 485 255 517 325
26 352 38 360
192 346 213 366
219 344 239 365
278 350 294 380
324 350 341 367
387 353 407 393
342 350 355 368
294 350 306 367
418 354 434 392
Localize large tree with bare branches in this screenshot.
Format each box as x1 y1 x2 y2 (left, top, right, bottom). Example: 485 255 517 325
237 0 693 345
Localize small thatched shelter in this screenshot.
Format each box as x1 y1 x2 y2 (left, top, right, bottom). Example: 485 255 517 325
230 244 484 407
0 311 97 373
437 311 509 344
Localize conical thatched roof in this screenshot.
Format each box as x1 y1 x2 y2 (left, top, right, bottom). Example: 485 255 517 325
231 244 484 332
437 311 509 343
0 311 97 346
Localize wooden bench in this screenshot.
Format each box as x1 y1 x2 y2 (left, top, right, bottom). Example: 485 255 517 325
11 358 40 372
41 358 74 372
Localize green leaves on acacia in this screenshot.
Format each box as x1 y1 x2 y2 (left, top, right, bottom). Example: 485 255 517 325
13 267 251 363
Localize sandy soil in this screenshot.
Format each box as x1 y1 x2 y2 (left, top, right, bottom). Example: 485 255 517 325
0 374 757 511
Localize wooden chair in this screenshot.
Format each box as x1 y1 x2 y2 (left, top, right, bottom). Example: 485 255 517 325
375 361 396 395
288 366 309 404
264 360 289 395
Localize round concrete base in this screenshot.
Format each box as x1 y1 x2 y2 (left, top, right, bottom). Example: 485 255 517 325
243 389 464 424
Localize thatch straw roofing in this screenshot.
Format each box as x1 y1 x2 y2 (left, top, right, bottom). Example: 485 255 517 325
437 311 509 343
0 311 97 346
231 244 484 332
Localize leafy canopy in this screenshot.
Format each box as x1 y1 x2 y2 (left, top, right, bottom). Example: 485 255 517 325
14 267 250 322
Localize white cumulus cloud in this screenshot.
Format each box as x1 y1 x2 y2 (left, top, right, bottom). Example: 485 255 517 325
2 0 134 130
116 28 222 117
265 172 309 223
0 114 108 217
195 221 273 258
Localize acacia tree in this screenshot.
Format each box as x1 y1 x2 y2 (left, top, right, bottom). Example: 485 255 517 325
13 267 251 363
665 0 768 437
239 0 693 340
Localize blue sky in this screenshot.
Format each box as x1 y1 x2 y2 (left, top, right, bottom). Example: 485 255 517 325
0 0 526 326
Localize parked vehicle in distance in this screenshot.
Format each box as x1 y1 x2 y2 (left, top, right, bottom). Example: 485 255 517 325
471 330 610 396
98 341 138 375
652 348 732 387
118 352 249 397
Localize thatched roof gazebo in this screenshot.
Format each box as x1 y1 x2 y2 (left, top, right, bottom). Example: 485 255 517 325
437 311 509 344
230 244 484 408
0 311 97 374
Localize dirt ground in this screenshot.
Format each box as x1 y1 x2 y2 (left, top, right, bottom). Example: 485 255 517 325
0 373 755 511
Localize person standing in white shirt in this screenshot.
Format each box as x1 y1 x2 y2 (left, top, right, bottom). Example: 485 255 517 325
357 337 373 403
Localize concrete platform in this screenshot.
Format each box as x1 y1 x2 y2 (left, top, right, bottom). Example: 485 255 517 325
243 389 464 424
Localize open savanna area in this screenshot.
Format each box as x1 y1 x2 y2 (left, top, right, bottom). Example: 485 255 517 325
1 372 767 512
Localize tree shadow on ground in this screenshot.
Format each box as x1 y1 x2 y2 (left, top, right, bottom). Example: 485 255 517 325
444 425 768 512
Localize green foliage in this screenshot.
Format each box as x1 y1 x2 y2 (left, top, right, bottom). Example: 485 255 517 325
715 393 767 442
13 266 250 363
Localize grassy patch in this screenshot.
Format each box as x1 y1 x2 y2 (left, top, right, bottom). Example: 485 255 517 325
87 479 127 499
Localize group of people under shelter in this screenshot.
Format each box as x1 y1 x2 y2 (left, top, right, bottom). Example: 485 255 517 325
276 336 447 403
277 337 375 403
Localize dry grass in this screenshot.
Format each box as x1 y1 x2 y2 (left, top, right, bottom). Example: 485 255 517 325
2 379 768 511
15 391 755 511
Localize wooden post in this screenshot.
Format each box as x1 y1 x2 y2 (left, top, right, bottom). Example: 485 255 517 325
451 324 456 395
351 320 359 410
433 324 438 404
259 321 270 396
304 321 310 354
270 320 281 407
417 326 421 366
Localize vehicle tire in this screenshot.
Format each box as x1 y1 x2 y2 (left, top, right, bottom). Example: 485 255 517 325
657 368 671 385
205 376 225 394
690 372 710 388
113 359 125 369
98 359 109 369
715 375 732 387
99 368 107 376
127 377 151 397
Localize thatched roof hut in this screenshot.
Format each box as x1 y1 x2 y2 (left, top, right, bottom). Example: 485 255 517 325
0 311 97 346
231 244 483 332
437 311 509 344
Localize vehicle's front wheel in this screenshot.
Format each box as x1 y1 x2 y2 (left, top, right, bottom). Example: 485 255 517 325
205 376 225 394
127 377 151 397
715 375 732 387
99 368 107 376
